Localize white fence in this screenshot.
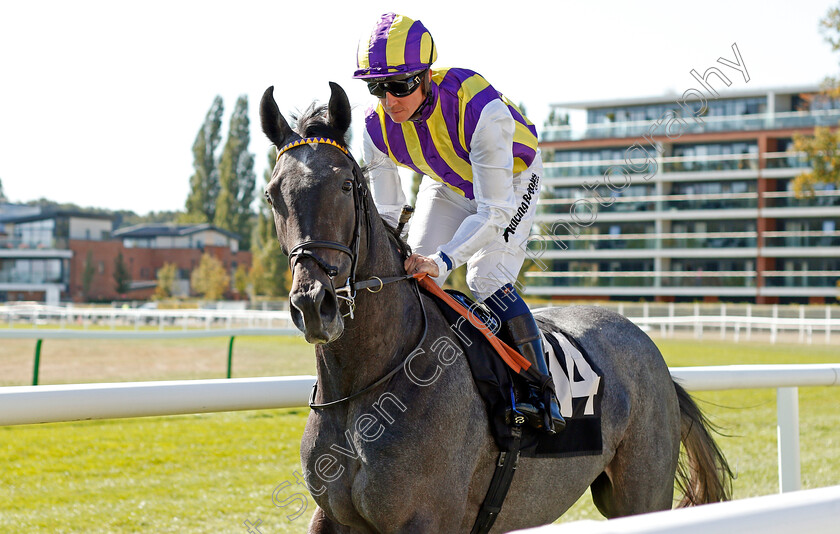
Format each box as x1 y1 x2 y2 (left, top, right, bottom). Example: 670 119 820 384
511 485 840 534
0 376 314 425
3 302 838 344
1 364 838 496
615 302 840 344
0 303 294 331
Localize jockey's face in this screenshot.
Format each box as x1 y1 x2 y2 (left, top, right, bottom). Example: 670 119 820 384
378 70 430 124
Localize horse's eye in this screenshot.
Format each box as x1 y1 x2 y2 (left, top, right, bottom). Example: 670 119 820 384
264 191 273 206
342 179 353 192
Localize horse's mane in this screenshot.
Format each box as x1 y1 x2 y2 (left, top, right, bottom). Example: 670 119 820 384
292 104 349 149
292 104 412 262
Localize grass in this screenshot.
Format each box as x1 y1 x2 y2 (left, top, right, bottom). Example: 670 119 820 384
1 335 838 532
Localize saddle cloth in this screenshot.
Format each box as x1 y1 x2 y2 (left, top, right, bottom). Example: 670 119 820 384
422 285 604 458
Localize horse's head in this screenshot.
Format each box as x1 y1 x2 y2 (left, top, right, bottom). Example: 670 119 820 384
260 82 359 344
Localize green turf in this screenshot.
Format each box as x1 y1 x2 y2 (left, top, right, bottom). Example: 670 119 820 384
1 337 838 532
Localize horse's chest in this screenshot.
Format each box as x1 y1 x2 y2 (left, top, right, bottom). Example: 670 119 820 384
301 413 400 527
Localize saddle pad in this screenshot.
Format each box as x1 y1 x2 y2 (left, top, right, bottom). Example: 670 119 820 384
425 287 603 457
524 329 604 458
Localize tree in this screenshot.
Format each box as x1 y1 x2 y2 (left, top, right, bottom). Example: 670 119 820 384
410 171 423 206
154 262 178 300
215 95 256 249
82 250 95 300
190 253 230 300
113 251 132 295
795 3 840 194
793 126 840 196
233 264 249 296
250 147 290 298
185 96 224 223
0 177 7 203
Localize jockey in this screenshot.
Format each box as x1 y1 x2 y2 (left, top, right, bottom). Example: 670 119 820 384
354 13 564 434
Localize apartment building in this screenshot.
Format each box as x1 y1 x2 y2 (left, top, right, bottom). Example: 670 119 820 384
532 85 839 304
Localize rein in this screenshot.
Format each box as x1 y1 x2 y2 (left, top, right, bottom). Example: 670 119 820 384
275 136 427 409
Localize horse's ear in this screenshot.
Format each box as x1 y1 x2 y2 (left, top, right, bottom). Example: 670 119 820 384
260 86 293 147
327 82 352 136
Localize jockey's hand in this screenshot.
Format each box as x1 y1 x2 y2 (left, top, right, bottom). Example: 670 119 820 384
404 253 440 278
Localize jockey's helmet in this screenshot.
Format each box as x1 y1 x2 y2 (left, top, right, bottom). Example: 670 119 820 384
353 13 437 80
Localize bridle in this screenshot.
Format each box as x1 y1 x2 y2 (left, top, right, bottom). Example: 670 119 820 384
278 137 368 319
278 137 409 319
273 136 428 408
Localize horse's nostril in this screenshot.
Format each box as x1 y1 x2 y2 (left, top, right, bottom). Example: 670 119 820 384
289 284 341 343
320 288 338 322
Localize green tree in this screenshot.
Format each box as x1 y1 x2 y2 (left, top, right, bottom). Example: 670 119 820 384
233 264 249 296
113 251 132 295
185 96 224 223
793 126 840 196
250 147 289 297
0 177 7 203
82 250 95 300
795 4 840 194
190 253 230 300
154 262 178 300
215 95 256 249
410 171 423 205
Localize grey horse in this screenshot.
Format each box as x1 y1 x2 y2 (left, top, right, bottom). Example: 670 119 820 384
260 82 732 534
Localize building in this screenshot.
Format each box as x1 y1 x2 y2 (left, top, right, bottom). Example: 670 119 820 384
532 85 840 304
0 205 252 303
76 223 251 301
0 207 112 304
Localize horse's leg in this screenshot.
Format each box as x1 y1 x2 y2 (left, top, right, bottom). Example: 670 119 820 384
590 389 681 517
308 507 358 534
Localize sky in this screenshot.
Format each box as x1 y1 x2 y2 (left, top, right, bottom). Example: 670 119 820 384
0 0 838 215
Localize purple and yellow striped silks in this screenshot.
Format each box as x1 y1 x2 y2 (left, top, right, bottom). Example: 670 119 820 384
365 68 539 200
354 13 437 79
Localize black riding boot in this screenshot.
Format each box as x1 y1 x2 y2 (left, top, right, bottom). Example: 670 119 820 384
502 313 566 434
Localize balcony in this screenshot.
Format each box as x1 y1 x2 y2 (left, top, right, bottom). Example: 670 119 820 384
525 270 839 290
0 237 69 250
763 271 840 288
0 271 66 285
529 231 758 252
539 192 759 216
762 231 840 248
525 270 756 288
762 191 840 208
543 152 812 181
541 109 840 142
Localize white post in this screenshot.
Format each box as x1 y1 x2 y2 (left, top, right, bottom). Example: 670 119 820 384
799 306 805 343
827 306 832 345
694 302 701 339
777 386 801 493
668 302 675 337
747 303 752 341
720 302 727 340
771 304 778 344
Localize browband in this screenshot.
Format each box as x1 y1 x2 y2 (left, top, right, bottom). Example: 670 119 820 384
275 137 349 161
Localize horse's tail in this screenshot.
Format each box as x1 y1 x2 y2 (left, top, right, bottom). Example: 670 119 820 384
673 381 734 507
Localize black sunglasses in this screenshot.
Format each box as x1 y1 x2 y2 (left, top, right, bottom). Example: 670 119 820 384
367 73 424 98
